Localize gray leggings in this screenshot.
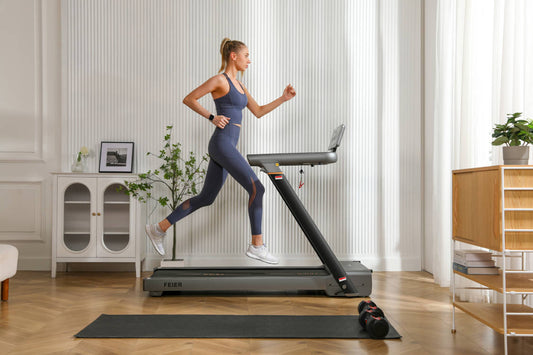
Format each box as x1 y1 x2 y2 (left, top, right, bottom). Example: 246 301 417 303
166 125 265 235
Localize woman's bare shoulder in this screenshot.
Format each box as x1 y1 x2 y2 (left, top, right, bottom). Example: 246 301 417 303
203 73 225 87
210 73 226 82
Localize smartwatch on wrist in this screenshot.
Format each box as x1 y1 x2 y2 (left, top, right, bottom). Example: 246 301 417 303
208 114 215 121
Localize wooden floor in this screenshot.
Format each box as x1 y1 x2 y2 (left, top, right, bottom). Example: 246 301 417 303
1 271 532 354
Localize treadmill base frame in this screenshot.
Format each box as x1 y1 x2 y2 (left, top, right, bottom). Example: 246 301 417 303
143 260 372 297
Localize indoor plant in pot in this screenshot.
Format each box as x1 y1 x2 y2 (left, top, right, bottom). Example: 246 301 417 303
121 126 208 262
492 112 533 165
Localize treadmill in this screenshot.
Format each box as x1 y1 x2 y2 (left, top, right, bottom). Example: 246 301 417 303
144 124 372 297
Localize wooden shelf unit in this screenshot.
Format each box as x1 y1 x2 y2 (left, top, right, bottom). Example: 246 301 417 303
452 165 533 355
452 270 533 294
453 302 533 335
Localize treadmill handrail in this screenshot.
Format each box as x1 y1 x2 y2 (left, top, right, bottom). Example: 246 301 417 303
247 151 337 167
247 124 344 167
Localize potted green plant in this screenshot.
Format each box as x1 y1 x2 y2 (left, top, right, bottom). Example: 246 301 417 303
121 126 208 261
492 112 533 165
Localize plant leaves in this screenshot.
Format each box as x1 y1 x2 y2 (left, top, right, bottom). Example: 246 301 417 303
492 136 509 146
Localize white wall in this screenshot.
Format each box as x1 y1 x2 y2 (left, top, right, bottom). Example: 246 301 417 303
0 0 61 269
0 0 423 271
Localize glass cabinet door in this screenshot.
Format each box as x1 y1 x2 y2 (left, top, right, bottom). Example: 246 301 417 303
63 183 91 252
101 182 131 254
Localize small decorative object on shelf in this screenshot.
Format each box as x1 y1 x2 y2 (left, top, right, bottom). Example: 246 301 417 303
452 249 498 274
71 146 89 172
452 262 499 275
99 142 134 173
492 112 533 165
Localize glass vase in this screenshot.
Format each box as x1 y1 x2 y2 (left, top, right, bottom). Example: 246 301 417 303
71 155 87 172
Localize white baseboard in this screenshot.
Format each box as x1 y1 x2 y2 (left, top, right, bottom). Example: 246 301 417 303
361 256 422 271
17 257 51 271
17 257 139 273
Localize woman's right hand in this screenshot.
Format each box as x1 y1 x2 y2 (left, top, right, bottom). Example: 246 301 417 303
212 115 231 129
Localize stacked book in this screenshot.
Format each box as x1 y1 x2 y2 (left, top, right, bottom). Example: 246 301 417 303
453 249 499 275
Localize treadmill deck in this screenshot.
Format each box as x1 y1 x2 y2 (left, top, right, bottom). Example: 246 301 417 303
143 260 372 297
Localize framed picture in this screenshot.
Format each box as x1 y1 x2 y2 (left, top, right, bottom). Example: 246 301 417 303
99 142 134 173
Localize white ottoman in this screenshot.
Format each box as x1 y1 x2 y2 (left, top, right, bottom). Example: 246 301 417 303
0 244 18 301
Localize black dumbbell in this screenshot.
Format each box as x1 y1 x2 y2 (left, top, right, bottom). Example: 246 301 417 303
358 301 385 328
358 300 390 339
358 300 377 313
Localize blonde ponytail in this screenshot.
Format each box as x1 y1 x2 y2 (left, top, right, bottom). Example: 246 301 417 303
218 38 246 73
219 38 231 73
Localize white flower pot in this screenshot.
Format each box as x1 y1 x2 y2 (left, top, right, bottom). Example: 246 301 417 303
503 146 530 165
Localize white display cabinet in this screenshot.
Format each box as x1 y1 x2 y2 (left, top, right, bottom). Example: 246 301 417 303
51 173 145 277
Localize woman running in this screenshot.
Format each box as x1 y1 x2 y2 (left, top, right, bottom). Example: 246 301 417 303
145 38 296 264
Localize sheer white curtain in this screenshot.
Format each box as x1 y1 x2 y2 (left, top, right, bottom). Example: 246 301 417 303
427 0 533 287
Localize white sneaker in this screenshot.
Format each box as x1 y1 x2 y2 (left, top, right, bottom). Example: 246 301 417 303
145 224 166 256
246 244 279 264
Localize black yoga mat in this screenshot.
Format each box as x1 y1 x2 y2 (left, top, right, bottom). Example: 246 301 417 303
75 314 401 339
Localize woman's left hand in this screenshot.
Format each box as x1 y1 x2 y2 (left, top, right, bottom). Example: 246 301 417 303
282 84 296 102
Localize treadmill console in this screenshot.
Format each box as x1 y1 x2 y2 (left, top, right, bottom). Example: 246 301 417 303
328 124 345 152
247 124 346 167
